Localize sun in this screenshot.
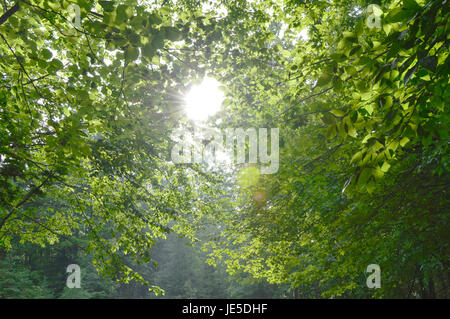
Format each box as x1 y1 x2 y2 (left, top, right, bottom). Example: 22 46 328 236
184 77 224 122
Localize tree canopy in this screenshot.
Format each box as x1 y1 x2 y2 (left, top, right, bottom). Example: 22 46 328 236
0 0 448 298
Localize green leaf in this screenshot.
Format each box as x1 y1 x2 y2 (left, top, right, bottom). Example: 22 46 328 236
63 107 70 117
327 124 337 139
356 80 368 93
364 104 374 115
403 0 421 12
48 59 63 72
316 74 332 87
125 47 139 61
400 137 410 147
115 5 129 24
322 113 335 125
419 56 438 73
351 151 363 164
366 180 376 193
380 161 391 172
99 1 115 12
142 43 155 58
330 109 345 117
358 168 372 186
41 49 52 60
165 27 182 41
403 63 417 86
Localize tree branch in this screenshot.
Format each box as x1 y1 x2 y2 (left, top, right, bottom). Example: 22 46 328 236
0 0 19 26
0 172 53 232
